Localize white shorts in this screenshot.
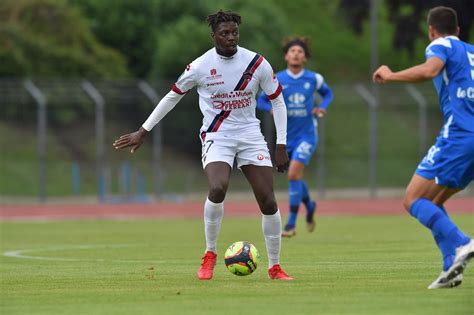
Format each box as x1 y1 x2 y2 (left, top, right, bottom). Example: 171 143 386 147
200 131 273 169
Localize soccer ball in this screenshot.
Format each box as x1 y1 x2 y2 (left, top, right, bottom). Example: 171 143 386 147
224 241 260 276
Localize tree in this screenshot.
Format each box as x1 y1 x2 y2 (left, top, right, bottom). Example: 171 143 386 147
0 0 128 77
72 0 289 79
70 0 161 78
339 0 473 55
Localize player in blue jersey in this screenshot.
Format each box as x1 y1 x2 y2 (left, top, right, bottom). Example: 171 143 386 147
373 6 474 289
257 37 333 237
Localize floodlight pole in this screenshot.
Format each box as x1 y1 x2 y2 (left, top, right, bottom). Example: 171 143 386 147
138 80 162 199
81 81 106 203
405 85 428 157
24 80 47 203
368 0 379 198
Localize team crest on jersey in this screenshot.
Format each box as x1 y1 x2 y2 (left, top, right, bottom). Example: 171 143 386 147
206 68 223 81
304 82 311 89
186 64 191 71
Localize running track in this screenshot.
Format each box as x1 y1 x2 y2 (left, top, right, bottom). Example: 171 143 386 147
1 198 473 221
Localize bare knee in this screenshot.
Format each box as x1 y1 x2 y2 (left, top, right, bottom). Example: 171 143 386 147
402 192 414 213
258 193 278 215
208 184 228 203
287 166 303 181
287 172 301 181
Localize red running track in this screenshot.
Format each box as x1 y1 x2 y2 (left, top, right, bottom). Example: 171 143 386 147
1 198 473 221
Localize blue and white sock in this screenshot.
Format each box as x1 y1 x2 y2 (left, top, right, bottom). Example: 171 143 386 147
286 180 303 228
301 180 311 208
432 206 456 271
410 199 470 253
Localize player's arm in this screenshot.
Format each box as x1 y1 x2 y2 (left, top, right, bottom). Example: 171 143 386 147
373 57 445 83
113 91 185 153
313 74 334 118
259 59 289 172
270 92 289 172
256 91 273 113
113 64 196 153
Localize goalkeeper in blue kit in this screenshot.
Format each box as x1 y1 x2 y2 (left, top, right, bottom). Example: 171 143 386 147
257 37 333 237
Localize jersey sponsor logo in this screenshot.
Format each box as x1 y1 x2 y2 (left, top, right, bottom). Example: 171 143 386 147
257 153 270 161
456 87 474 99
287 109 308 117
210 68 217 76
211 91 253 99
207 81 224 87
212 97 252 110
288 93 306 105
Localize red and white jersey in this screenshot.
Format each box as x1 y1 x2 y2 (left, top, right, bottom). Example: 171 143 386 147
171 46 282 139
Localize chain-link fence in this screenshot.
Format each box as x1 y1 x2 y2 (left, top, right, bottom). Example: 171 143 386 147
1 78 471 202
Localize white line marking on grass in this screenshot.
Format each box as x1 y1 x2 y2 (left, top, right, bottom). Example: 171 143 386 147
2 244 167 263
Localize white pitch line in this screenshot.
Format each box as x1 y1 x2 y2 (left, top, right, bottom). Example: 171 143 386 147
3 245 430 266
2 244 167 263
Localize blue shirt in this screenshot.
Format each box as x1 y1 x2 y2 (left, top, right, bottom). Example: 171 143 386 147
257 69 333 149
425 36 474 135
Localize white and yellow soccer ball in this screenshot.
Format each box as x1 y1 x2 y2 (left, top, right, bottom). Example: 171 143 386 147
224 241 260 276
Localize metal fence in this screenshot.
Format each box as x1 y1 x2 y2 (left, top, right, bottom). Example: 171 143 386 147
1 78 471 202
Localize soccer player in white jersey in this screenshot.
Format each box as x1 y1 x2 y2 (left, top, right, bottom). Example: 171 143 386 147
113 10 293 280
373 6 474 289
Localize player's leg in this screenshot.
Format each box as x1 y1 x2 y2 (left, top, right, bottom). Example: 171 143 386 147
287 140 317 234
197 135 236 280
241 164 293 280
284 159 305 236
299 176 317 233
204 161 232 250
301 179 316 218
426 188 464 288
403 174 472 286
403 174 470 249
432 188 461 271
434 186 474 284
301 134 318 230
197 162 232 280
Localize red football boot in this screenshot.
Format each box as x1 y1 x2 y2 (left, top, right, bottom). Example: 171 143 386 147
268 264 294 280
197 251 217 280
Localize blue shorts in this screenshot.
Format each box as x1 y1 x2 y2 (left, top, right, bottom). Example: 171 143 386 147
287 137 318 166
415 134 474 189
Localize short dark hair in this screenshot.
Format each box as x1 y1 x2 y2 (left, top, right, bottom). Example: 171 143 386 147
207 10 241 32
427 6 458 35
283 37 310 58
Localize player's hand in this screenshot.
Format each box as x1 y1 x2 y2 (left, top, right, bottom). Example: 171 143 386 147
373 65 393 84
113 127 148 153
312 107 326 118
275 144 289 173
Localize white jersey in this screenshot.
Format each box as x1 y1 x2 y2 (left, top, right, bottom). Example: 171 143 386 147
171 46 282 140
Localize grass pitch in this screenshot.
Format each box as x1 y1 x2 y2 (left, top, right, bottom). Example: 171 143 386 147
1 215 473 315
